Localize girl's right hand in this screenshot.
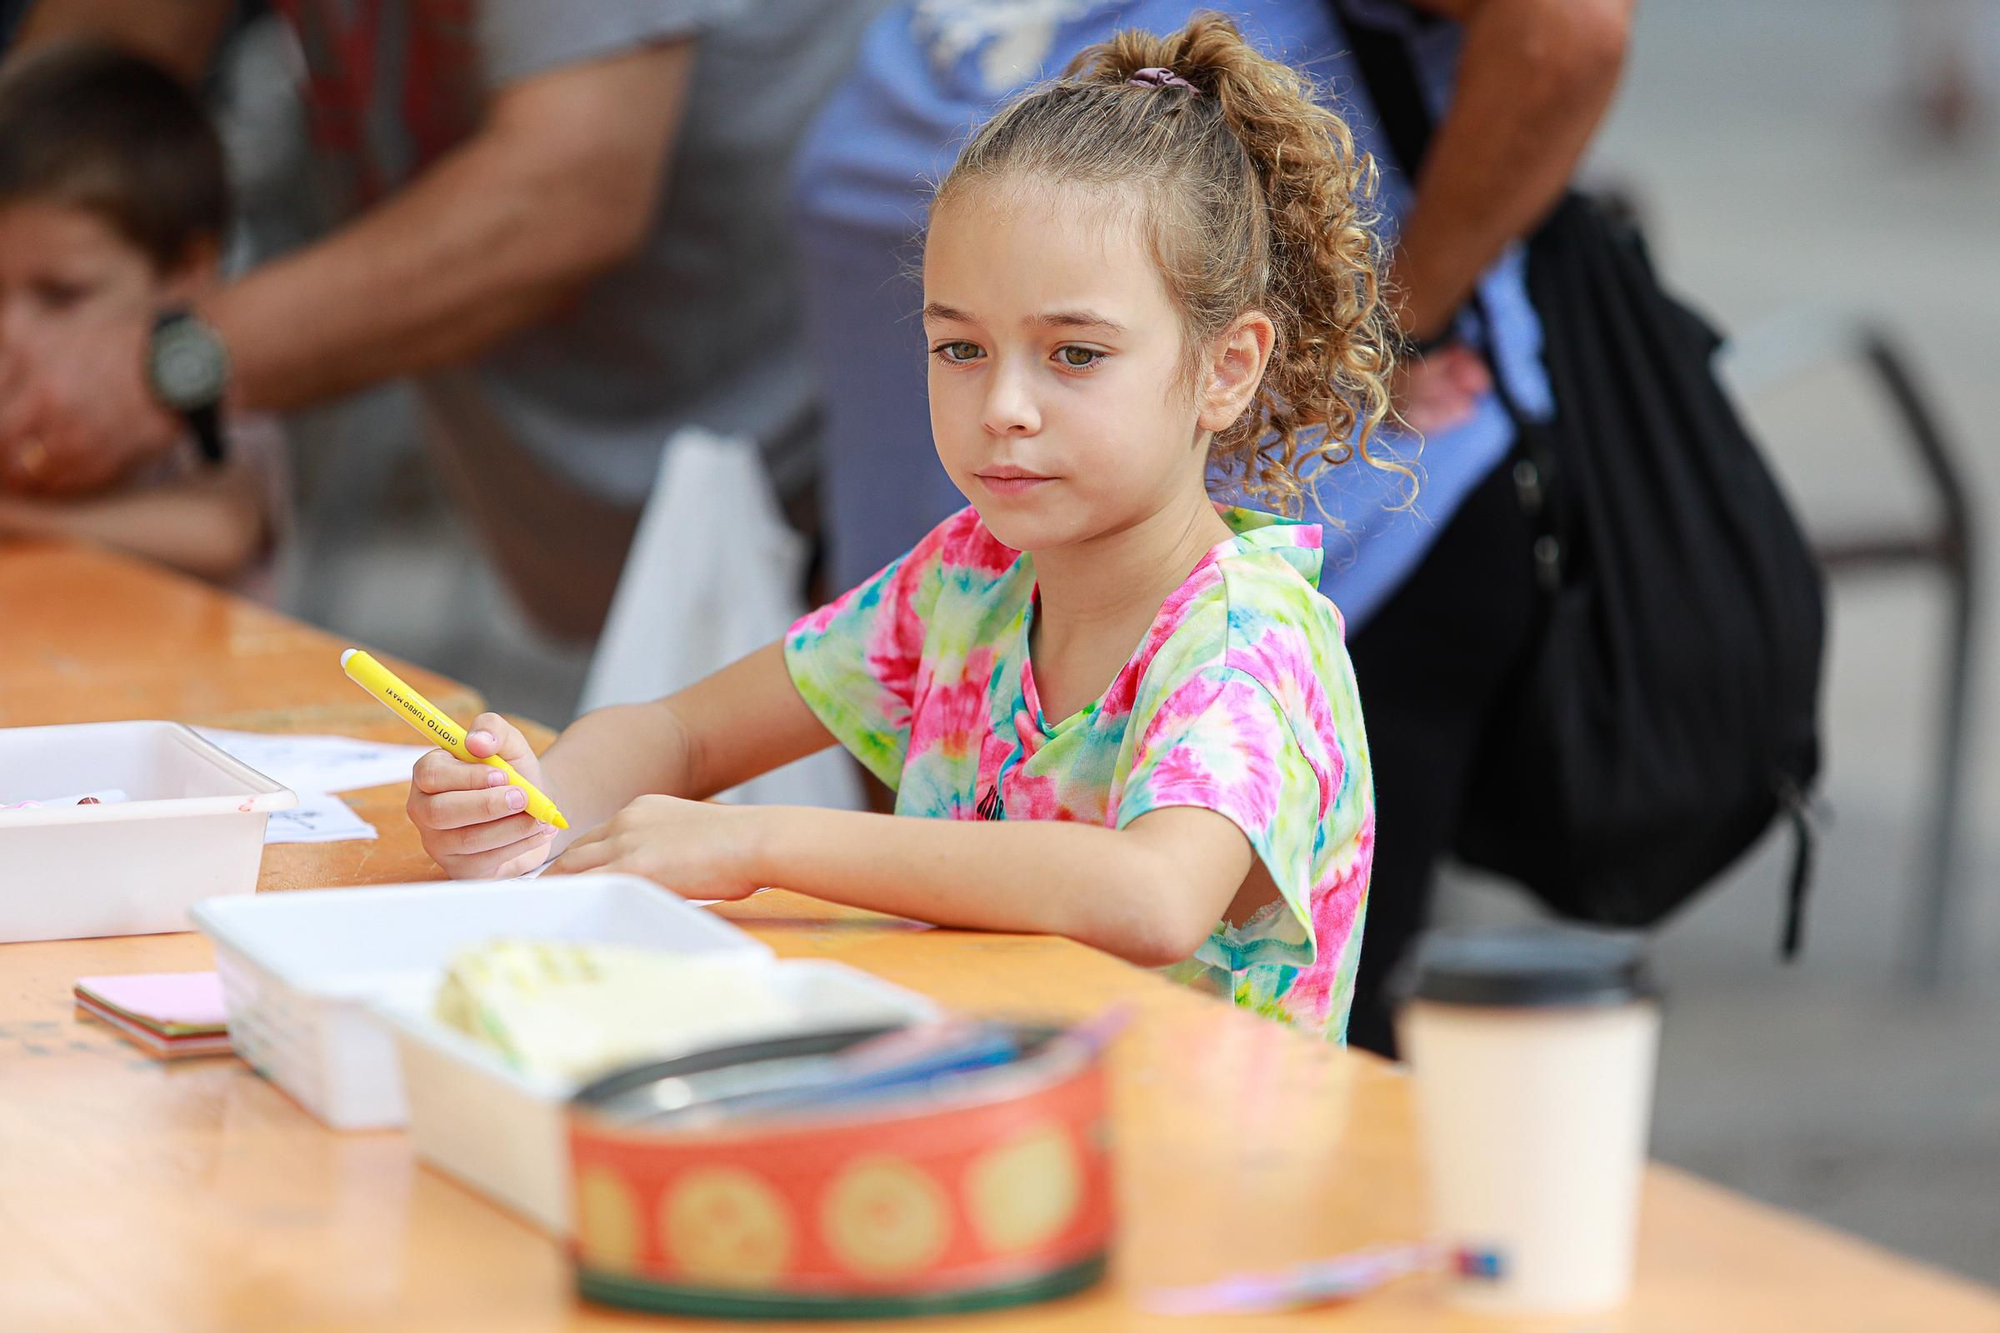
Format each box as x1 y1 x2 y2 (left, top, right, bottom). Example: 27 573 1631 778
407 712 561 879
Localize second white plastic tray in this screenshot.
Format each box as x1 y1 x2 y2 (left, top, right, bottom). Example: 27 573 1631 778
192 875 770 1129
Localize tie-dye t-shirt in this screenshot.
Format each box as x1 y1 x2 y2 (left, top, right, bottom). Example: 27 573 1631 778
783 505 1374 1041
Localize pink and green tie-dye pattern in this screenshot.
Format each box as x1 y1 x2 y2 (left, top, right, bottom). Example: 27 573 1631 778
784 505 1374 1042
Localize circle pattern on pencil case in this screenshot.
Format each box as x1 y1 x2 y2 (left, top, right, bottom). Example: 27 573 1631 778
820 1156 951 1279
662 1167 794 1286
965 1123 1081 1255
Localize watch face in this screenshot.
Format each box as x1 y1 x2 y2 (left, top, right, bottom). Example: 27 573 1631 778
151 319 228 409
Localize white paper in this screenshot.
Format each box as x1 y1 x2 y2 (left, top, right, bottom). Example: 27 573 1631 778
263 790 378 844
196 728 429 796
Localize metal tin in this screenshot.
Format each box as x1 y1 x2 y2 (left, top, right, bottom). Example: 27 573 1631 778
566 1024 1114 1319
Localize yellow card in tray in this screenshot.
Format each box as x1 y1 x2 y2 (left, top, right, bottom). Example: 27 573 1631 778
436 941 799 1084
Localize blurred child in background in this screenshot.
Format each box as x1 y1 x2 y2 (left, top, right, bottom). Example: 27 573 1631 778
0 41 286 593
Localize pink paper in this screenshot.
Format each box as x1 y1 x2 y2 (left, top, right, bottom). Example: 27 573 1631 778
73 972 227 1030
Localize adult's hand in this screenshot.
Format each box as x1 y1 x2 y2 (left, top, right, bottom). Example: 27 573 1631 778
1391 342 1492 438
0 314 181 494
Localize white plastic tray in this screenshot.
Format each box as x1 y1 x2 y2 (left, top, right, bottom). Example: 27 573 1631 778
191 875 769 1130
376 959 939 1235
0 721 295 943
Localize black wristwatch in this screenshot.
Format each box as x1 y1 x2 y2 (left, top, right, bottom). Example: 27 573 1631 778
147 308 231 464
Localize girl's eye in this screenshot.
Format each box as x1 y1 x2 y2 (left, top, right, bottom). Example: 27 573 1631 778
1055 345 1103 369
933 340 983 364
30 279 92 311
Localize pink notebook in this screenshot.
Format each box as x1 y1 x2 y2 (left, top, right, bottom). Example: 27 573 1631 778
74 972 228 1037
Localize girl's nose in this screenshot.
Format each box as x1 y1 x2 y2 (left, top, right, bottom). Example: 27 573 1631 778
980 360 1041 437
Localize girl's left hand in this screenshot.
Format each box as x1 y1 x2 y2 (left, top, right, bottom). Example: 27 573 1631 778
543 794 765 900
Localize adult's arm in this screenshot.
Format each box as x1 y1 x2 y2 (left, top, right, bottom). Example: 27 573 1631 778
199 42 694 410
1389 0 1635 340
1 13 692 491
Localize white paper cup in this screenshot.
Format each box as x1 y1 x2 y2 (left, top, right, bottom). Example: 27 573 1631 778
1398 926 1661 1315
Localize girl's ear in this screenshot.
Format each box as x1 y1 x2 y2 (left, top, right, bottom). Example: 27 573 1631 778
1196 310 1275 434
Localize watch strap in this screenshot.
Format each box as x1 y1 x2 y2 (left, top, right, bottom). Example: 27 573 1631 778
188 402 226 464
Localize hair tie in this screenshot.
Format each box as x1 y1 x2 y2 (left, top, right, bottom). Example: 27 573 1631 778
1128 67 1196 92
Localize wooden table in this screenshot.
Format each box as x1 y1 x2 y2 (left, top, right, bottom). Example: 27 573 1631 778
3 540 1996 1332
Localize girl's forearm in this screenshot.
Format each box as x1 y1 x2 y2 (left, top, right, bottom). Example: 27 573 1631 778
538 643 835 843
741 805 1229 968
540 702 703 838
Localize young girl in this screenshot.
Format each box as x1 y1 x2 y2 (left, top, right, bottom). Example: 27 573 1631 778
409 15 1393 1041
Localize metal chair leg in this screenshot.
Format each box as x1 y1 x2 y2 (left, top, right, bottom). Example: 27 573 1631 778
1723 317 1982 988
1862 334 1980 987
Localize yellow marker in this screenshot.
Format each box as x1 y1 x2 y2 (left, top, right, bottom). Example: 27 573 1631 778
340 648 569 830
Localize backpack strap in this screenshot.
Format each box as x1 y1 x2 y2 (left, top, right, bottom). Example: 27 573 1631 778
1779 783 1816 960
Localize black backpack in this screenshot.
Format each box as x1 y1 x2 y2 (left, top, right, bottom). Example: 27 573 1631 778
1344 13 1828 954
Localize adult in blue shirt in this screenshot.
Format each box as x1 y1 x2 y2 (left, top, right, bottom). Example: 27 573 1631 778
796 0 1632 1053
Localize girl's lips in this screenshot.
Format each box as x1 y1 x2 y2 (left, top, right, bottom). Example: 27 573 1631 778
977 471 1055 496
978 475 1055 496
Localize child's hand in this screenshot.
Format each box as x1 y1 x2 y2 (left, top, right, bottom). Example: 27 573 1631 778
407 712 560 879
544 795 763 901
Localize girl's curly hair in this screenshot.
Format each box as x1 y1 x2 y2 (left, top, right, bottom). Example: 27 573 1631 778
933 13 1405 515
